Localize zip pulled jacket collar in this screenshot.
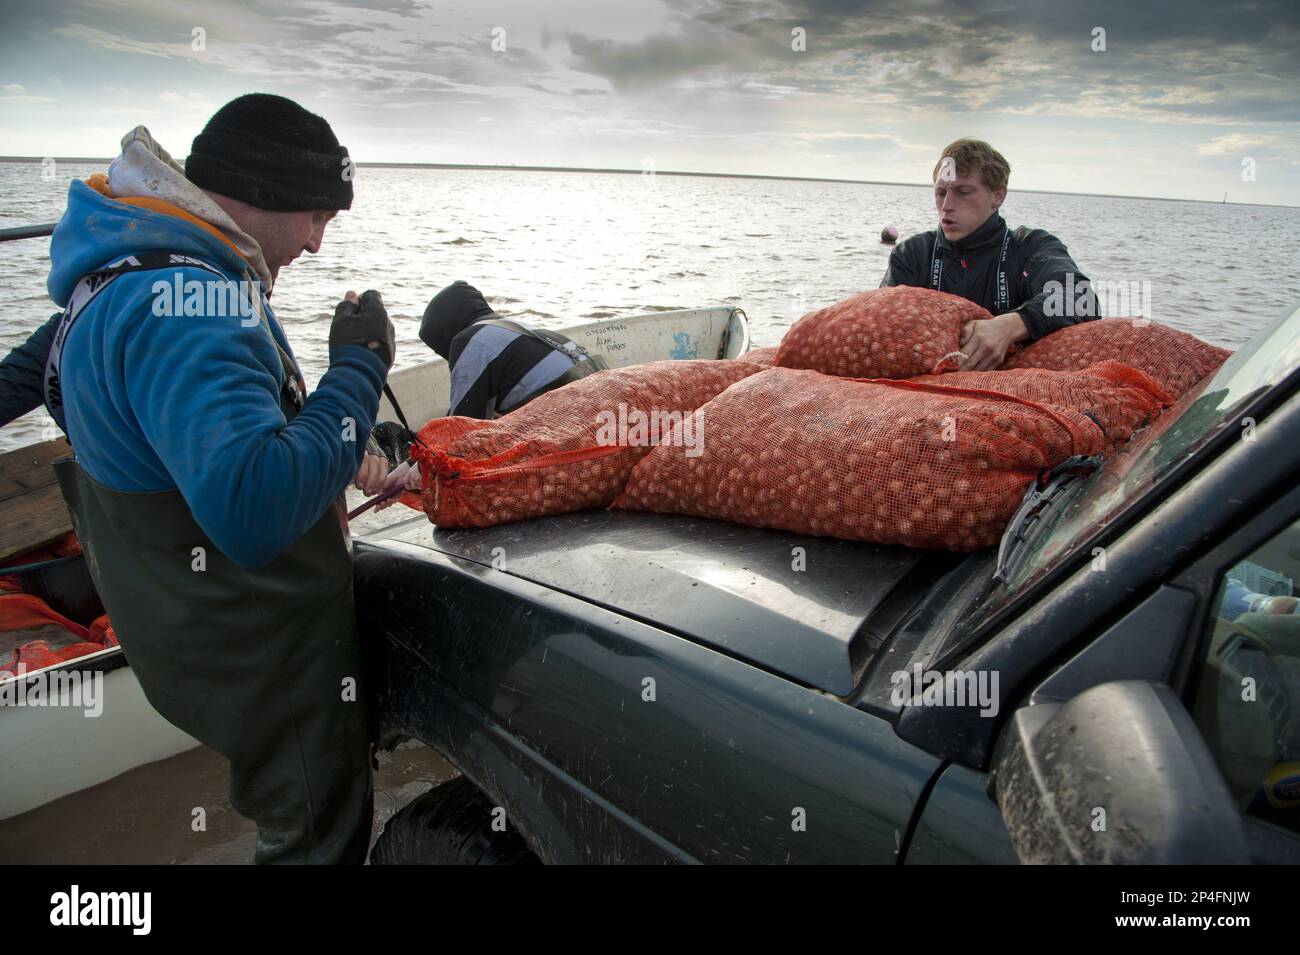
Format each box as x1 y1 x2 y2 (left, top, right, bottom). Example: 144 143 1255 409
935 212 1007 254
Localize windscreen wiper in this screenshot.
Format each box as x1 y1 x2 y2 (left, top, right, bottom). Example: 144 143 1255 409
992 454 1105 585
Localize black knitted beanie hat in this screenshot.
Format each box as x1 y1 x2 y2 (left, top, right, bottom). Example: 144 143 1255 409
186 93 353 211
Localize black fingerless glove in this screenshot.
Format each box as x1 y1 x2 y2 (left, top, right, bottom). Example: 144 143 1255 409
370 420 416 469
330 290 396 370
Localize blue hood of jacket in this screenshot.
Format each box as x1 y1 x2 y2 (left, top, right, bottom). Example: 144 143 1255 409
49 178 259 307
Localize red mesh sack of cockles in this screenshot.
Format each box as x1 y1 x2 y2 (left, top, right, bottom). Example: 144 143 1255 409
775 286 993 379
909 361 1174 454
612 367 1106 552
407 359 766 527
1001 318 1232 398
741 345 780 367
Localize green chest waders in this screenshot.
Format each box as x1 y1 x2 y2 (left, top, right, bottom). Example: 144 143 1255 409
47 255 374 864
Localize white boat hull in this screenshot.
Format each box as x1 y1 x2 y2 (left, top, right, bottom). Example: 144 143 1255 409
0 653 198 821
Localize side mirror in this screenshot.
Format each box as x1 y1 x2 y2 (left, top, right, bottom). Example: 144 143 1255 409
994 680 1250 864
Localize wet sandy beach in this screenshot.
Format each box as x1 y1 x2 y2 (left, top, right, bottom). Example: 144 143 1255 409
0 739 456 864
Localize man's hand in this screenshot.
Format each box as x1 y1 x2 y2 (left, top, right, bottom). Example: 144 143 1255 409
959 312 1029 371
354 452 389 495
374 460 421 511
330 289 395 370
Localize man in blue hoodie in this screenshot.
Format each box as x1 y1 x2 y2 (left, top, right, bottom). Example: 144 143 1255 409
45 94 393 863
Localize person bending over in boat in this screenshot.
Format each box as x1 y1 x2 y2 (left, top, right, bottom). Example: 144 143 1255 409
44 94 391 864
375 280 607 495
423 279 606 419
879 138 1100 370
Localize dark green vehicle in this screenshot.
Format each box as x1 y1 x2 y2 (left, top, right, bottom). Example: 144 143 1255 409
355 304 1300 864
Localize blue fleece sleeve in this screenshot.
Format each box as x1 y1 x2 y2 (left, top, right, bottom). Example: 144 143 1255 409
116 271 386 568
0 312 60 428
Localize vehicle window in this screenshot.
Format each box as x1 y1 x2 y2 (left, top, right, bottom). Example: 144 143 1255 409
1191 517 1300 835
978 300 1300 625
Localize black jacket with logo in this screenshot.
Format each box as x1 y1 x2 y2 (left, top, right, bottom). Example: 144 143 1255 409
878 213 1099 340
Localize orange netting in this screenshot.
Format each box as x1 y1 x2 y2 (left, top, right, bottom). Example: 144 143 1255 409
3 636 114 676
409 359 766 527
0 592 90 640
910 361 1174 453
1001 318 1231 397
741 345 780 367
613 366 1117 551
775 286 993 379
0 592 118 678
0 537 117 676
89 614 117 646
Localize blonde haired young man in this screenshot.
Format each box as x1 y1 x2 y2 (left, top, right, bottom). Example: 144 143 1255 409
880 138 1099 370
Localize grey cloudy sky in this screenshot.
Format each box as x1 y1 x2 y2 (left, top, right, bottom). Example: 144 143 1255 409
2 0 1297 204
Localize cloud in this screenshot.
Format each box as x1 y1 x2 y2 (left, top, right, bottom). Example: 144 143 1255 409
791 131 937 151
3 0 1298 202
1196 133 1284 156
52 23 199 59
601 0 1300 127
39 0 1300 133
158 90 214 106
564 27 747 92
336 0 424 14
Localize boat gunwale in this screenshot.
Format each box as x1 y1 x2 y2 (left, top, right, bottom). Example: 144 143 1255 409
1 644 126 689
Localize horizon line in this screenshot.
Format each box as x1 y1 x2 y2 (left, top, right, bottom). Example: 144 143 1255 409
1 156 1294 210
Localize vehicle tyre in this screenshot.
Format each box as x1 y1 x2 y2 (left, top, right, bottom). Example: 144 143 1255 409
369 775 541 865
